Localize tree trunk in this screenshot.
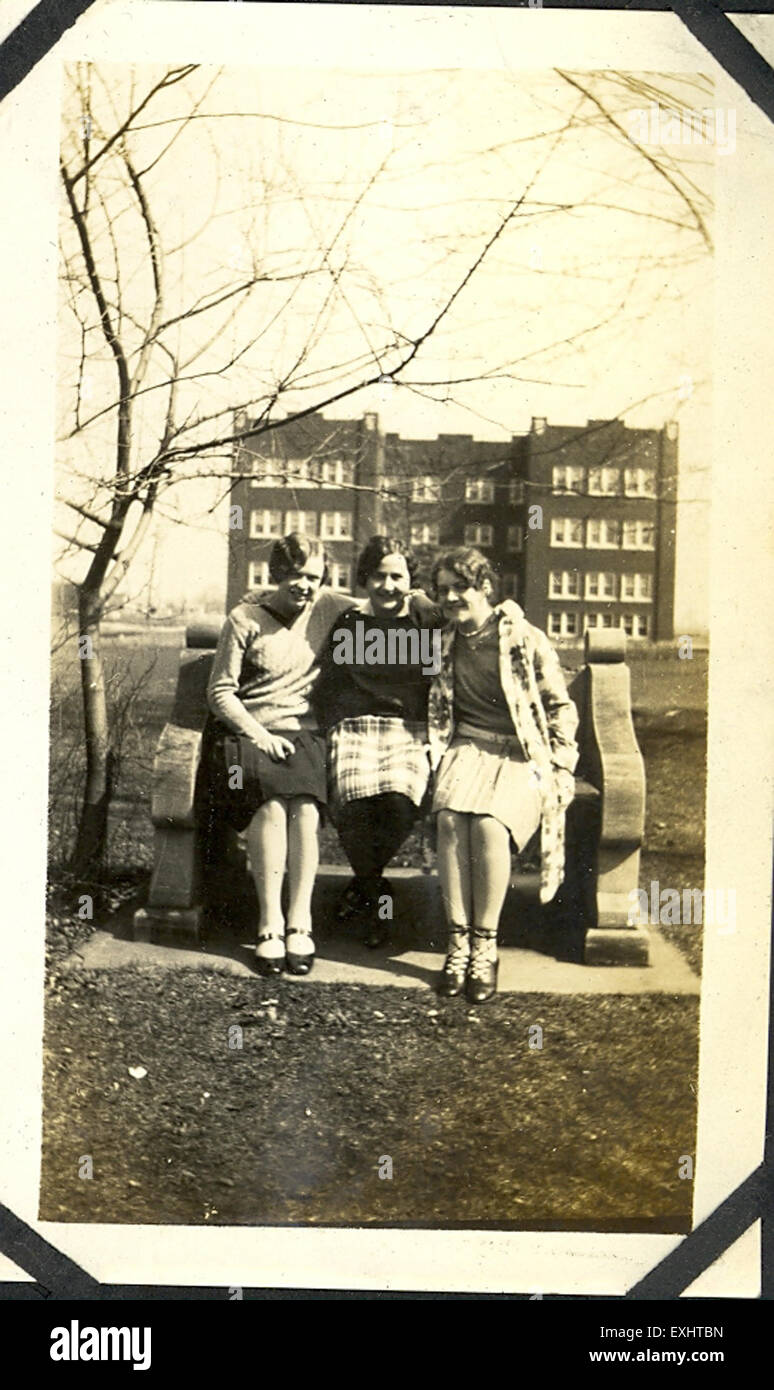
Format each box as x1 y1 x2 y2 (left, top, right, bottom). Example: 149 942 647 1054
69 587 114 883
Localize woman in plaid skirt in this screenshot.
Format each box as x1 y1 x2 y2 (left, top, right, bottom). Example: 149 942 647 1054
313 535 441 947
428 548 579 1003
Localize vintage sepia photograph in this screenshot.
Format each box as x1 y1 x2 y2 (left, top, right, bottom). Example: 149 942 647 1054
2 0 768 1300
39 51 717 1236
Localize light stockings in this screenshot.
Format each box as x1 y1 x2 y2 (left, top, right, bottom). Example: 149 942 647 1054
436 809 473 931
245 796 319 959
285 796 319 956
437 809 512 966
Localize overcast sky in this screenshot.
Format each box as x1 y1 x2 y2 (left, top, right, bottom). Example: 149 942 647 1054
56 62 713 626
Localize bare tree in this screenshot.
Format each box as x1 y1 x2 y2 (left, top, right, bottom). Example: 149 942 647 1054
56 62 711 880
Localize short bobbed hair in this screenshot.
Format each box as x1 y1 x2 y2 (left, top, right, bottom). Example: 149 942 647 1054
268 532 329 585
356 534 417 590
431 546 498 599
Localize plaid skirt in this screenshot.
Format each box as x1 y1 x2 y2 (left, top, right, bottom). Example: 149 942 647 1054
328 716 431 810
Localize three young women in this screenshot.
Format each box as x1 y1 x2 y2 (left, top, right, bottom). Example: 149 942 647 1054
206 532 578 1004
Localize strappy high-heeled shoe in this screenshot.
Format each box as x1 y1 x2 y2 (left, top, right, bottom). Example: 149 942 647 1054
466 928 498 1004
437 925 471 997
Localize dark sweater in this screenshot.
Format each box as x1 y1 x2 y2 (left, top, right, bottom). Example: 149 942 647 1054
313 601 440 732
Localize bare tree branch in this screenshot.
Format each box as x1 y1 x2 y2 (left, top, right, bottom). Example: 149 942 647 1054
555 69 713 253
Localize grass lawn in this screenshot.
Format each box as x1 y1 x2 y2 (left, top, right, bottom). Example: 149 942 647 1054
40 972 697 1230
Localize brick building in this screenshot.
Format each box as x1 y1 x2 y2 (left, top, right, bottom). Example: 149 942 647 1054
226 409 677 641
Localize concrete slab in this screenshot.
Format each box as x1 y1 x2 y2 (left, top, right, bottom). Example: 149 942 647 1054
65 879 699 997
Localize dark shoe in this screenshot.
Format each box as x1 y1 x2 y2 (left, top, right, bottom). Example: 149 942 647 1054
285 930 315 976
335 879 371 923
466 928 498 1004
361 876 392 948
437 962 467 997
466 960 498 1004
437 926 471 997
254 931 285 977
365 917 390 950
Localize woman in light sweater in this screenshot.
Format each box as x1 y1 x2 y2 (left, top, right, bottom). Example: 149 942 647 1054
206 532 353 976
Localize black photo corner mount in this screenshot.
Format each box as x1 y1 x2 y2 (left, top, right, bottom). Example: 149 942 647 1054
0 0 772 1301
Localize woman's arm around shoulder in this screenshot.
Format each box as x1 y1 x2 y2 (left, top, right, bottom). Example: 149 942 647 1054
407 588 444 627
314 587 366 625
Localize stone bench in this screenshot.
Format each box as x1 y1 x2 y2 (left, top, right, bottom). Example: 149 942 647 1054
133 625 647 965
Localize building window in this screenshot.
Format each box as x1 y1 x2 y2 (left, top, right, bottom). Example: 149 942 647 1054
506 525 523 552
412 475 442 503
588 466 620 496
550 517 583 547
587 519 621 549
380 474 404 498
465 478 495 504
549 571 580 599
622 520 655 550
548 611 579 638
320 458 355 488
509 480 525 505
287 458 313 484
250 454 358 489
621 572 653 601
620 612 649 638
250 508 283 539
320 511 353 540
552 465 584 494
464 523 493 546
501 573 519 598
585 571 617 599
585 611 617 631
249 457 285 488
624 467 656 498
329 562 352 591
410 522 440 546
247 560 272 589
284 510 318 537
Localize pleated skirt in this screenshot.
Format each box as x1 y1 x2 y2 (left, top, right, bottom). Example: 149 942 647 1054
432 725 542 851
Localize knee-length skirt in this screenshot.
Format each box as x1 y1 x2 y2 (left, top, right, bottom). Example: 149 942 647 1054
432 724 542 851
205 722 327 832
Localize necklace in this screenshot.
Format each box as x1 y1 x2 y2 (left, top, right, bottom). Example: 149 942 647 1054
458 610 495 639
